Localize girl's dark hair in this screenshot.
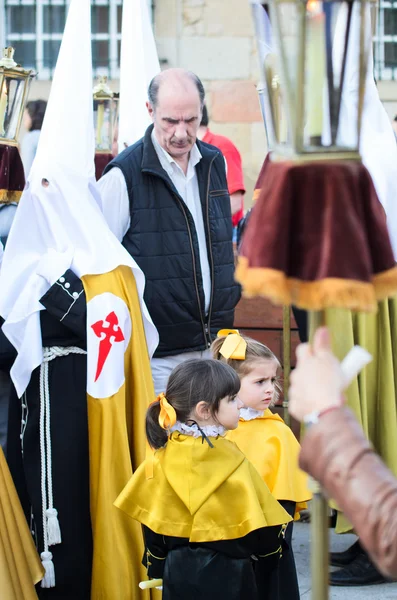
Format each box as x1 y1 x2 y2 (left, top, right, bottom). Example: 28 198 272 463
25 100 47 131
146 359 240 450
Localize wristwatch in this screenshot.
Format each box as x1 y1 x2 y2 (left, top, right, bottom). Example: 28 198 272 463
303 404 340 427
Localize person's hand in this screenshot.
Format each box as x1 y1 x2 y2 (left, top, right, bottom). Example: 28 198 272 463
36 247 74 285
289 327 345 422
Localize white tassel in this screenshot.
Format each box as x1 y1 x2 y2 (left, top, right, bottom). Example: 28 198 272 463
46 508 62 545
41 551 56 588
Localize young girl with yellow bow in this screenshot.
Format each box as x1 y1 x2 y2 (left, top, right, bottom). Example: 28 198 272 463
212 330 312 600
115 359 291 600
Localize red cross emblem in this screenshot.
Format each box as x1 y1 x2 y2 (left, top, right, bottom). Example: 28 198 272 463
91 311 125 382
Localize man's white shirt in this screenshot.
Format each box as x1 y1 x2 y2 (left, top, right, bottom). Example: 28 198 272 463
97 130 211 313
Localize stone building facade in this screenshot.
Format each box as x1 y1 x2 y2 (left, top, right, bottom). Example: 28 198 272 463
20 0 268 204
5 0 397 206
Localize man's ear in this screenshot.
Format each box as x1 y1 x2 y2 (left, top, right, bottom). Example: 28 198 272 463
146 101 154 121
195 401 211 421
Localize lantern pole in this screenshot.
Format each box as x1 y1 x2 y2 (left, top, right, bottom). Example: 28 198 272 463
282 305 291 426
308 310 329 600
250 3 293 427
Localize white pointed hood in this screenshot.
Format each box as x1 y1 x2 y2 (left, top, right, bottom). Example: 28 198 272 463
0 0 158 397
118 0 160 152
335 3 397 258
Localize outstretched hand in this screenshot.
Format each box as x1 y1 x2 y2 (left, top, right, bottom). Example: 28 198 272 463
289 327 345 422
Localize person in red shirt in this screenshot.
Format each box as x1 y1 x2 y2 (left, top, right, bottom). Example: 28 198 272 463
197 105 245 228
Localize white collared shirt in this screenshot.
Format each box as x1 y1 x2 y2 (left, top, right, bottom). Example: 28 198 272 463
97 130 211 313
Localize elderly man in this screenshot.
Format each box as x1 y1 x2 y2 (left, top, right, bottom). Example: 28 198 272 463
98 68 240 394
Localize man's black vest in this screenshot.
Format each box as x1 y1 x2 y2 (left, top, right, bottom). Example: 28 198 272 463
104 125 241 357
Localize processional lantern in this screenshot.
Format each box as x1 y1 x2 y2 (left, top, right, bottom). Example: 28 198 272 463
244 3 397 599
255 0 371 160
92 76 119 154
0 47 36 147
0 47 35 204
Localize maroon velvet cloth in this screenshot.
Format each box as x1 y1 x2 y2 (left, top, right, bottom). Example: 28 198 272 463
253 152 271 197
241 160 395 284
95 153 114 181
0 144 25 203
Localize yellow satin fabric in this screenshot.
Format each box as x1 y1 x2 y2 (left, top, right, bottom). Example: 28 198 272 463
0 448 43 599
227 410 312 520
217 329 247 360
158 393 177 429
82 266 160 600
115 433 291 542
325 299 397 533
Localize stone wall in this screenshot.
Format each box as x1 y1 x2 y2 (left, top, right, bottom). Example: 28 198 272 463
25 3 397 207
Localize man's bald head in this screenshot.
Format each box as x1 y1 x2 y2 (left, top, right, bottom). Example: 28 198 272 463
148 68 205 110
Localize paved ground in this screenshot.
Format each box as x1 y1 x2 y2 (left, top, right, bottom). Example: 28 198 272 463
294 521 397 599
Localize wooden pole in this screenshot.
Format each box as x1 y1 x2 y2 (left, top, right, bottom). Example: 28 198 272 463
308 310 329 600
282 305 291 426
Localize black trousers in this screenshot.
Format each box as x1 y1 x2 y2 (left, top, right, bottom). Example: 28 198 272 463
7 354 93 599
291 307 308 344
0 370 10 454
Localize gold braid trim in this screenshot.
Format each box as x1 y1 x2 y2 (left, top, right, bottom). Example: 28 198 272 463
236 256 397 313
147 549 166 561
0 189 22 204
257 544 283 558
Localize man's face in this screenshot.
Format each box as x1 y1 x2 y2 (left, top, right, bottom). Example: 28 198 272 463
147 84 202 162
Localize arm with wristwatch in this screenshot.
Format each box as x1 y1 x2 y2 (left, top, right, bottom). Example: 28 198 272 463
289 327 397 579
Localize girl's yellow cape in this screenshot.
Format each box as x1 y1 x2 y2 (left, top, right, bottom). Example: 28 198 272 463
227 410 312 519
115 433 291 543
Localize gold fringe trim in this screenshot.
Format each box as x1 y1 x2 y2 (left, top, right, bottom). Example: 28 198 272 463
252 188 261 203
0 189 22 204
236 257 397 313
373 266 397 300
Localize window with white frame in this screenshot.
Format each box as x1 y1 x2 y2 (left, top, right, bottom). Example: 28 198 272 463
0 0 153 80
374 2 397 80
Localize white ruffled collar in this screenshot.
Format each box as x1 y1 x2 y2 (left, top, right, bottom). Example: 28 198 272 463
239 407 264 421
170 421 226 438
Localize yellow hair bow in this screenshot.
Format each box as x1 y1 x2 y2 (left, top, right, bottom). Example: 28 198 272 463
217 329 247 360
158 392 177 430
145 392 177 480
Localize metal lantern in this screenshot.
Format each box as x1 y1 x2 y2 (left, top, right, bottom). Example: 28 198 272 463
93 76 119 154
253 0 374 160
0 47 36 147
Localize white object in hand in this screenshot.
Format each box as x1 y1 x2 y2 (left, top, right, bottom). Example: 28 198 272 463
340 346 372 389
138 578 163 589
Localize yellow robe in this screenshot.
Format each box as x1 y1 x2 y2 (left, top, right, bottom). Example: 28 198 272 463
115 432 292 543
227 410 312 519
82 266 159 600
0 447 44 599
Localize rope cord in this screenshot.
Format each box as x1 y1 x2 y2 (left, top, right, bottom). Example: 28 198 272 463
39 345 87 588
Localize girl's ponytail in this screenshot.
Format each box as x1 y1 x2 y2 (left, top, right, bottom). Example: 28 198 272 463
146 400 168 450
